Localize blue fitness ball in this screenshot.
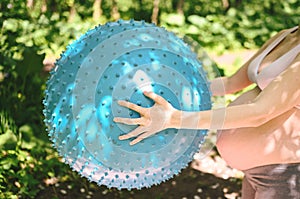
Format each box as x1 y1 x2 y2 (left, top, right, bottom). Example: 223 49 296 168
43 19 212 189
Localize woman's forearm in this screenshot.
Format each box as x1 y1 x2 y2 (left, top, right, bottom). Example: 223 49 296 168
177 63 300 130
210 77 227 96
172 102 265 130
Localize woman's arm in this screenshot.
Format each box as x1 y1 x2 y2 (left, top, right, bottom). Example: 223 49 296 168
191 56 300 129
114 57 300 145
210 29 287 96
210 68 252 96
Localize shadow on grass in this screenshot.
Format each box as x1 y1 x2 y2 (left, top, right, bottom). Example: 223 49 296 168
36 164 242 199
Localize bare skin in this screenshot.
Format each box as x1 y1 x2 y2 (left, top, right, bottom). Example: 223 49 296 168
217 87 300 170
114 26 300 171
216 27 300 170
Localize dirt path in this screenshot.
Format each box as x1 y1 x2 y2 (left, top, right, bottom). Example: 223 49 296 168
37 164 242 199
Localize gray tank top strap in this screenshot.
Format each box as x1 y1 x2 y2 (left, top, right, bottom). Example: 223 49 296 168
247 26 298 85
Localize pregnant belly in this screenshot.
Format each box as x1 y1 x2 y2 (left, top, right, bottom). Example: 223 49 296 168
215 87 300 170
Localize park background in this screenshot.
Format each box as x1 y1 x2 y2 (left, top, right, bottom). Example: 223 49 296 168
0 0 299 198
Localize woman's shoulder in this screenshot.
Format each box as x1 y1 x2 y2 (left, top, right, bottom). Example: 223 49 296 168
260 28 287 49
263 26 298 47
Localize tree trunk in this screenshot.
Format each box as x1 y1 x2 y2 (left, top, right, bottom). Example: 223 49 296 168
41 0 47 13
222 0 229 9
27 0 34 9
111 0 120 21
176 0 184 15
68 4 77 22
151 0 160 24
93 0 103 21
221 0 230 12
27 0 47 13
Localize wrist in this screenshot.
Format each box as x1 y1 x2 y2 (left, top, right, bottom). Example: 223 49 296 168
169 110 202 129
168 109 183 129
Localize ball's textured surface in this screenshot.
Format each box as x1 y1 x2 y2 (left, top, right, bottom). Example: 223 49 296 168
43 19 212 189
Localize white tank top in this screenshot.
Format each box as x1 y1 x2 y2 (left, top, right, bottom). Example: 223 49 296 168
247 26 300 109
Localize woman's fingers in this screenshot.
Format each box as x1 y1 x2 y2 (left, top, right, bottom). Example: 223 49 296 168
130 136 144 145
118 126 154 146
113 117 145 125
114 92 172 145
143 91 169 106
119 126 146 140
129 131 155 145
118 100 145 113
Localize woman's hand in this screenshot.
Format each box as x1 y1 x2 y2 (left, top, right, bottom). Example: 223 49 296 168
113 91 180 145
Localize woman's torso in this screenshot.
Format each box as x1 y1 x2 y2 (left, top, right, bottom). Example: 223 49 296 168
216 27 300 171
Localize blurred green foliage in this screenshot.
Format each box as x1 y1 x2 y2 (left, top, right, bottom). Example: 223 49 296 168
0 0 299 198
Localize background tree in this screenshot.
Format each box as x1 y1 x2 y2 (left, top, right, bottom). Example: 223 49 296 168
151 0 160 24
93 0 103 21
111 0 120 20
176 0 184 15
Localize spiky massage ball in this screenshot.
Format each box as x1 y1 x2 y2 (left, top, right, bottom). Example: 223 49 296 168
43 19 212 189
